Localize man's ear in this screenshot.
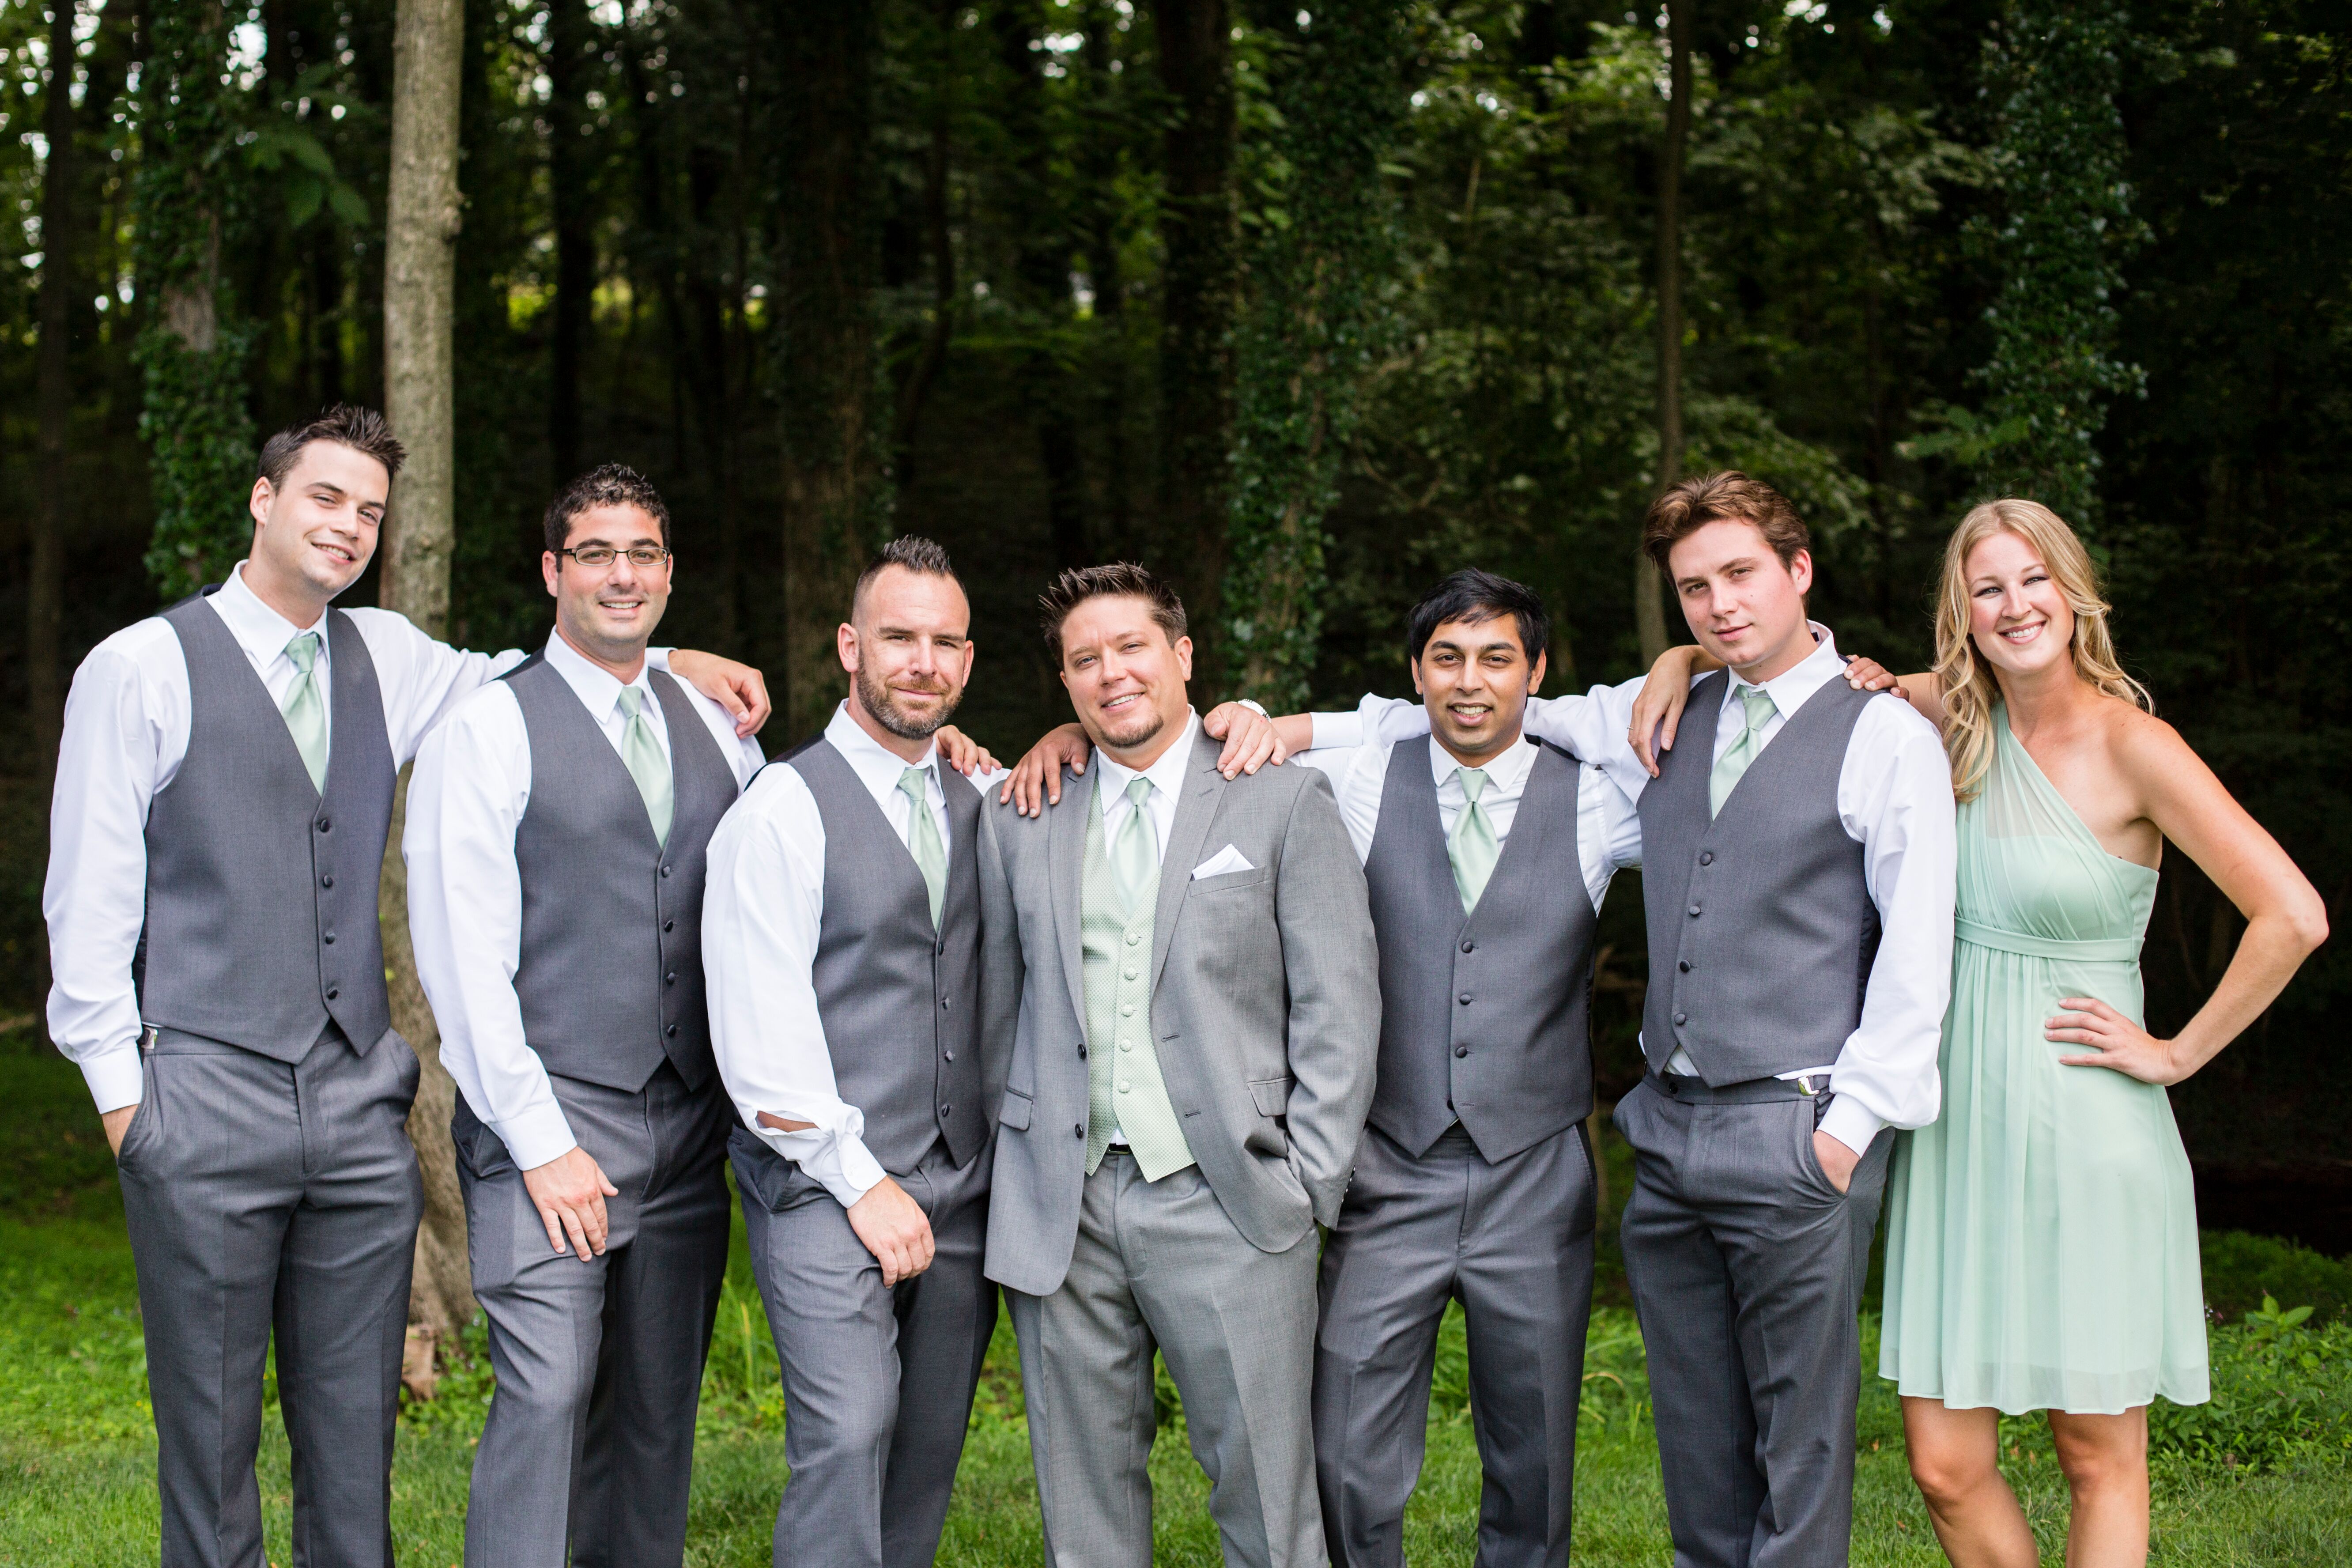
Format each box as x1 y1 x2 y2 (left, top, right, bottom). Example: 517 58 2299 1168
1788 548 1814 597
249 477 275 531
541 552 561 599
1527 650 1548 693
1174 635 1194 681
1409 656 1427 698
836 621 861 674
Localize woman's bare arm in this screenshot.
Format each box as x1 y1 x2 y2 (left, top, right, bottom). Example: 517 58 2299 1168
2047 711 2329 1084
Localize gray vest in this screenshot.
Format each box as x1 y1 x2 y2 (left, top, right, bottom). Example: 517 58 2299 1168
139 592 395 1062
1639 670 1882 1082
506 655 737 1092
1363 738 1597 1163
785 740 986 1172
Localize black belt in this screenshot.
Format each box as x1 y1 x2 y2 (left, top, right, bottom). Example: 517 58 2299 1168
1645 1069 1832 1105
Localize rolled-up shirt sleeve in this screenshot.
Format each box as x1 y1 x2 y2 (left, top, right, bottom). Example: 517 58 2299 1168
703 768 888 1208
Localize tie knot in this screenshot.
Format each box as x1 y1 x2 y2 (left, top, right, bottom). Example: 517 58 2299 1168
1125 777 1153 809
283 632 319 673
617 685 644 719
1737 686 1776 733
899 764 931 802
1455 767 1487 804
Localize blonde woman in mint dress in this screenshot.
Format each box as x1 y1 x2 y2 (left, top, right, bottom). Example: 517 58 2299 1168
1855 500 2327 1568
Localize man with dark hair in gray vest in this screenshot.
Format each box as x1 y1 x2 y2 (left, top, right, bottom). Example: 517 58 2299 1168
702 535 1015 1568
404 465 767 1568
45 413 766 1568
1291 473 1956 1568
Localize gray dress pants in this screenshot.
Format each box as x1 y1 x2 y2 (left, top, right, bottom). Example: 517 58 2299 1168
454 1062 732 1568
1313 1122 1597 1568
730 1129 999 1568
114 1023 423 1568
1613 1076 1893 1568
1007 1151 1325 1568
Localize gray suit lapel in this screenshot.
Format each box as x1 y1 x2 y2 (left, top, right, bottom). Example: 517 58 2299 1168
1047 766 1092 1034
1148 728 1228 994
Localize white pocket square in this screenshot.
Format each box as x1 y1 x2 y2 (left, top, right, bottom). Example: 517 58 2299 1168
1190 845 1257 880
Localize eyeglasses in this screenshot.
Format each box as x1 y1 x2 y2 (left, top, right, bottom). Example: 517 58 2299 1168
559 544 671 569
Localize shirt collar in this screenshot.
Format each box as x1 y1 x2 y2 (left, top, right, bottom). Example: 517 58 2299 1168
1725 621 1843 722
1096 708 1200 814
1427 728 1537 793
542 629 654 725
212 561 329 668
823 701 941 798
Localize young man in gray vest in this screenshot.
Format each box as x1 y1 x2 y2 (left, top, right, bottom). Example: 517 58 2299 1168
1295 474 1956 1567
701 536 1016 1568
980 563 1381 1568
404 465 766 1568
45 411 765 1568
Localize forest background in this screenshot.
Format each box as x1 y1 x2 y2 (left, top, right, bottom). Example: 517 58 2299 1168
0 0 2343 1270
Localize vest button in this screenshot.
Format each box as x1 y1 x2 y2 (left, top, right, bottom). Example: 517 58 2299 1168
1457 992 1472 1005
1699 851 1714 866
1460 940 1474 954
661 864 672 878
1076 1123 1086 1138
1122 967 1136 981
1117 1081 1131 1094
320 874 334 889
322 932 335 945
316 818 331 833
1120 1004 1134 1017
1078 1046 1088 1059
1118 1039 1132 1052
944 1050 955 1062
666 1024 680 1038
1687 903 1701 917
941 1104 952 1117
1678 960 1691 973
325 986 340 1001
940 997 951 1011
664 919 675 933
1673 1011 1688 1026
1454 1045 1469 1058
1125 933 1140 947
665 971 677 985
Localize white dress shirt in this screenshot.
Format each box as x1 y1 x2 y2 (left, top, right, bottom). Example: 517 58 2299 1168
1375 625 1957 1153
45 562 544 1112
1296 695 1643 914
404 632 765 1171
703 703 1005 1207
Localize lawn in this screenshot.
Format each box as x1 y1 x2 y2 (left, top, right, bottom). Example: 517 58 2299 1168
2 1050 2347 1566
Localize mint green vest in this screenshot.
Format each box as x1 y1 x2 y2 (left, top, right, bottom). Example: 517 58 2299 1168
1081 778 1197 1178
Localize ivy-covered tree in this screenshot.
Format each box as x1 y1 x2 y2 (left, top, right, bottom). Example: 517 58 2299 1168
136 0 258 598
1223 3 1407 709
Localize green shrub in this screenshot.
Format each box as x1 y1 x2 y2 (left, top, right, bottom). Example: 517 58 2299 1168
2149 1302 2352 1474
2200 1230 2352 1324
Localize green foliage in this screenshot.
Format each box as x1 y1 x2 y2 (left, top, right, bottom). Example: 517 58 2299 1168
1224 5 1410 710
2201 1230 2352 1325
136 326 260 601
1972 0 2144 527
2149 1309 2352 1474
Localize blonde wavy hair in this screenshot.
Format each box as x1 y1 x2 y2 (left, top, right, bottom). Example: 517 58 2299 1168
1933 499 2151 802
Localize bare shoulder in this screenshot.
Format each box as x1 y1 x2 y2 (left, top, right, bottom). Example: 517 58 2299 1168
2099 695 2198 777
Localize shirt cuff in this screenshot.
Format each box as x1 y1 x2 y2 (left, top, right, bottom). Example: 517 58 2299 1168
491 1101 581 1172
805 1133 889 1210
1817 1095 1886 1155
1309 712 1363 751
79 1041 146 1115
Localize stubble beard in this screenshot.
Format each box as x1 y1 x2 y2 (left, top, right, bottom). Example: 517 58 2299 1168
858 661 961 741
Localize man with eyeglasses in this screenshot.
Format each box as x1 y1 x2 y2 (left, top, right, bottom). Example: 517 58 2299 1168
405 465 766 1568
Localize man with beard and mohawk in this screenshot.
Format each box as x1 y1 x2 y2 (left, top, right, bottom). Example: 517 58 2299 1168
703 535 1019 1568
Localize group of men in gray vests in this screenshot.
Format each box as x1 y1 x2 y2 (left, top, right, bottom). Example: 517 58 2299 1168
50 403 1954 1568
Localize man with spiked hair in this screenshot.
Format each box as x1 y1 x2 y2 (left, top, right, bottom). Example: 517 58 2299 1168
703 534 1018 1568
45 412 767 1568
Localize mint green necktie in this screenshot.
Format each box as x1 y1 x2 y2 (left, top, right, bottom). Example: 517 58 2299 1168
1448 767 1500 913
1709 685 1779 818
615 686 674 847
280 632 328 793
1110 777 1159 913
899 765 948 927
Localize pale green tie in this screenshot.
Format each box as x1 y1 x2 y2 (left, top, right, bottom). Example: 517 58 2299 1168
615 686 674 847
1110 777 1159 914
1447 768 1500 913
899 765 948 927
1710 685 1779 818
280 632 328 794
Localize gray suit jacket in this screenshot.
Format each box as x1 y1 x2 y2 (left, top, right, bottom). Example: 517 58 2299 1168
981 724 1381 1296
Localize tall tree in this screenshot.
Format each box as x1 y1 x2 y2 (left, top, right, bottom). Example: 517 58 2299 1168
30 0 83 763
771 0 883 737
1223 3 1405 710
1975 0 2139 527
547 0 597 488
1641 0 1693 666
1149 0 1238 613
137 0 260 599
381 0 472 1375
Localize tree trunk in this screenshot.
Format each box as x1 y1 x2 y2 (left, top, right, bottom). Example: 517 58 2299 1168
30 0 77 769
547 0 594 489
1149 0 1237 616
891 0 958 493
1639 0 1692 667
382 0 472 1387
772 0 880 739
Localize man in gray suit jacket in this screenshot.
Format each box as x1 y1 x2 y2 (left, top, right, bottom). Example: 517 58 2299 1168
981 563 1381 1568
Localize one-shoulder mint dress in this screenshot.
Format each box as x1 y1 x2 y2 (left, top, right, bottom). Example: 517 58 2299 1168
1879 707 2209 1414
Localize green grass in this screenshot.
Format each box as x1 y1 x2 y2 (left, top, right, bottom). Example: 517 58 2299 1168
2 1052 2348 1566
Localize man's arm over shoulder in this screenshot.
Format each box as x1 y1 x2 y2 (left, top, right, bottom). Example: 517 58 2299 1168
1268 766 1381 1226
